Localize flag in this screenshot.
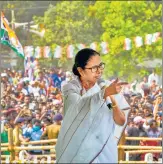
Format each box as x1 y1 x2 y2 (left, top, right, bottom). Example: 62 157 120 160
100 42 109 54
54 45 62 58
90 42 97 51
134 36 143 48
0 11 24 58
77 44 86 50
124 38 132 50
43 46 51 58
34 46 42 58
145 34 152 45
67 45 75 58
24 46 34 58
152 32 160 43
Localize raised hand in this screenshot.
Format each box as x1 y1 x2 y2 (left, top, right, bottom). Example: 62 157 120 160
104 78 128 98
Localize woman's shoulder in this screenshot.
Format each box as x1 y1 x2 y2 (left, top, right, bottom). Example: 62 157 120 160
61 78 81 95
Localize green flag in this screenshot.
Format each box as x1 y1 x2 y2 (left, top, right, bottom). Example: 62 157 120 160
1 11 24 59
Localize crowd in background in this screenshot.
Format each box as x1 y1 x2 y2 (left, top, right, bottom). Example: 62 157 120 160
1 67 72 155
124 69 162 161
1 67 162 161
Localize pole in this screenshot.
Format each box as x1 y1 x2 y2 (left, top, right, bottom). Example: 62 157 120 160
11 10 15 30
118 131 126 161
8 128 15 161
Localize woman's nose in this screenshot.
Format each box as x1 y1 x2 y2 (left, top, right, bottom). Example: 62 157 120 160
97 68 103 74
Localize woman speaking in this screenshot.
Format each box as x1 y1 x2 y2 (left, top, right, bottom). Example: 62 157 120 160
55 48 126 163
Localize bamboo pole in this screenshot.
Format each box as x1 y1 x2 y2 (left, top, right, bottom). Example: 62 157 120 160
1 154 56 158
118 132 125 161
8 128 15 161
34 154 56 158
1 139 57 146
119 161 147 164
125 137 162 141
118 145 162 150
14 145 55 151
0 160 56 163
1 147 8 151
1 143 9 146
21 138 57 145
1 155 9 159
125 150 162 154
13 126 20 161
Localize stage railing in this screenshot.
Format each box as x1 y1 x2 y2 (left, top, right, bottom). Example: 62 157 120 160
118 133 162 164
1 128 162 163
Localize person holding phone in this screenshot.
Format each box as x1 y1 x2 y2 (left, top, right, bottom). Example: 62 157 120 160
55 48 126 163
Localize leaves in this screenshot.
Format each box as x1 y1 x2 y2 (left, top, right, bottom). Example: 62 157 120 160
1 1 162 80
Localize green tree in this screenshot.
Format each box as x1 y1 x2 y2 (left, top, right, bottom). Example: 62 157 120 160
31 1 103 69
90 1 162 81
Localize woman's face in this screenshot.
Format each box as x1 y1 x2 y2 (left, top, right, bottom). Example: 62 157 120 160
78 55 104 84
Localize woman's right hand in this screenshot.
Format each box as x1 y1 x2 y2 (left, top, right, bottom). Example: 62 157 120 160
104 78 128 99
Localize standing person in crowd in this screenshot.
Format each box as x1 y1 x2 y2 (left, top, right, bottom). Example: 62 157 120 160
41 113 63 140
148 69 160 86
55 48 126 163
29 119 43 155
140 76 150 97
126 116 148 160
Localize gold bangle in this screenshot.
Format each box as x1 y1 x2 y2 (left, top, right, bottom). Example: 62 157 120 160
112 104 117 108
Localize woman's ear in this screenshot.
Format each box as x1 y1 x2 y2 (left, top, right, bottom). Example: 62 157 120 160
77 67 84 77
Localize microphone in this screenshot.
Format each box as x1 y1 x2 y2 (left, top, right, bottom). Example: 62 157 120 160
97 78 112 110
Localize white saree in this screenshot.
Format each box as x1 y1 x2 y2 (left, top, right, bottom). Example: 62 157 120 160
55 77 130 163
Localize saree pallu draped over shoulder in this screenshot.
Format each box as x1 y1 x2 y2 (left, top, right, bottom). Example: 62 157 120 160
55 77 118 163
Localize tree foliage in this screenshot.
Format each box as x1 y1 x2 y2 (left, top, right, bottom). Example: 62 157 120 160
1 1 162 81
90 1 162 81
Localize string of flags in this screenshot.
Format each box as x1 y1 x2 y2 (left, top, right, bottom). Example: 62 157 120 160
0 12 161 60
24 32 161 59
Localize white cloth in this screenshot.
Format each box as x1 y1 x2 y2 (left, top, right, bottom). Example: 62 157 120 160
56 77 129 163
21 88 28 95
148 73 159 86
31 87 40 97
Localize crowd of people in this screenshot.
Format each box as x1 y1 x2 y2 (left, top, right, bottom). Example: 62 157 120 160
124 69 162 161
1 67 162 161
1 67 72 156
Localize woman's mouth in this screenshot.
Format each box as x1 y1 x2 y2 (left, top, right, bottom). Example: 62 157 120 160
95 76 100 79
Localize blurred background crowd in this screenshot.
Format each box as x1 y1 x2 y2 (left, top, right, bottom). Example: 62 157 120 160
1 68 162 161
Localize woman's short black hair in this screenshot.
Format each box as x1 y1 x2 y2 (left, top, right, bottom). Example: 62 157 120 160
72 48 100 77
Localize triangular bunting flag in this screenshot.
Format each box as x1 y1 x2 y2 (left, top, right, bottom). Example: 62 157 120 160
124 38 132 50
43 46 51 58
67 45 75 58
134 36 143 48
90 42 97 51
100 42 109 54
145 34 153 45
54 46 62 58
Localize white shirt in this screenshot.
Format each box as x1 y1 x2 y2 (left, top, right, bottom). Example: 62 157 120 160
148 73 159 86
31 87 40 97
